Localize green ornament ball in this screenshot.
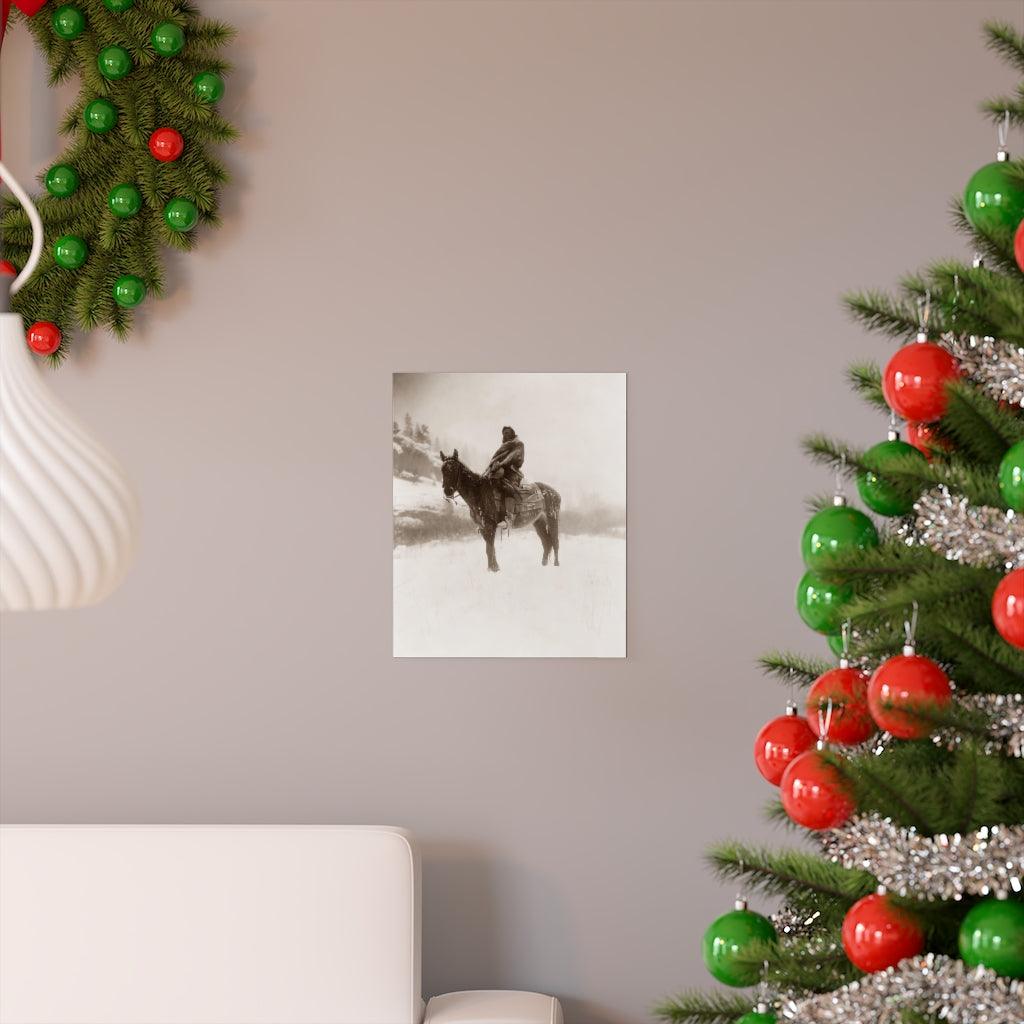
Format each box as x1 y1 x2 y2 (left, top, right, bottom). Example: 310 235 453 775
857 438 927 517
736 1013 776 1024
797 570 853 635
801 503 879 570
702 904 777 987
959 898 1024 978
151 21 185 57
53 235 88 270
192 70 225 103
84 98 118 134
964 160 1024 234
97 45 133 81
103 0 135 10
163 198 199 232
826 633 845 657
51 4 86 40
108 183 142 218
999 440 1024 513
113 274 146 308
45 164 79 198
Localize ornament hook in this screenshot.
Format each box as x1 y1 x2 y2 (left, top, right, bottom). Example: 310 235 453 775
997 110 1010 156
818 696 835 744
734 853 748 910
916 291 931 336
903 601 919 654
887 409 899 441
834 453 847 505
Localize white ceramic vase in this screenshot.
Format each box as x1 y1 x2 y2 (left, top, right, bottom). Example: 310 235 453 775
0 308 138 610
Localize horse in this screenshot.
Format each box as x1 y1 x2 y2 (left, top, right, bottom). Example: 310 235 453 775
439 449 561 573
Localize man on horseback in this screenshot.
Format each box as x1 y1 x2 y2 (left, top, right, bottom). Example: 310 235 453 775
483 425 525 526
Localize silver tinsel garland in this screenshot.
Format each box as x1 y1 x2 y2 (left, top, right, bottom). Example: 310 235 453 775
942 332 1024 408
781 954 1024 1023
956 692 1024 759
897 486 1024 569
848 692 1024 760
770 905 833 946
820 813 1024 900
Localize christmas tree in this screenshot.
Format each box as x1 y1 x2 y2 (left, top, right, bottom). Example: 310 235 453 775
657 22 1024 1024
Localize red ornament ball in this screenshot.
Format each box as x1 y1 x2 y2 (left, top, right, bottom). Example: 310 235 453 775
1015 219 1024 274
906 421 952 460
993 568 1024 650
883 339 960 423
841 893 924 973
780 748 855 830
148 126 184 162
754 709 816 786
806 665 875 746
0 259 16 276
27 321 62 355
867 651 951 739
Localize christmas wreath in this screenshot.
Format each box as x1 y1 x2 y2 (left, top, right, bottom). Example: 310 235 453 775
0 0 235 358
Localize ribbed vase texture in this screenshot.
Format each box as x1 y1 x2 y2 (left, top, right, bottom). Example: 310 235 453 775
1 312 138 610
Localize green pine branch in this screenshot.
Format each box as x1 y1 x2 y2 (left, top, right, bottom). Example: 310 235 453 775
731 937 862 994
653 991 756 1024
802 434 1003 508
758 651 832 688
835 743 1024 833
845 362 887 411
943 381 1024 462
707 842 875 907
985 21 1024 77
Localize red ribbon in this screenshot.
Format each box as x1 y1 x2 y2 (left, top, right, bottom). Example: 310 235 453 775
1 0 47 46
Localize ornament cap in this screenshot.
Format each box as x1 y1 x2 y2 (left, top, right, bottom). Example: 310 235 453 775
915 330 929 344
785 702 799 717
903 642 916 657
876 884 888 896
838 655 850 669
815 738 828 752
832 493 847 507
887 427 899 442
996 148 1010 162
734 896 748 912
755 1003 769 1014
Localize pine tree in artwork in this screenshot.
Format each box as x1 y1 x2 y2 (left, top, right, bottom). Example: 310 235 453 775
658 22 1024 1024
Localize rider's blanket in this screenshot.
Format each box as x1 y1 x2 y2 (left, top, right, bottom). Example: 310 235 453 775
508 481 546 525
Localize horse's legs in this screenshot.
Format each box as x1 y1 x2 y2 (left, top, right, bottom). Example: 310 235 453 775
483 524 500 572
549 511 560 566
534 519 552 565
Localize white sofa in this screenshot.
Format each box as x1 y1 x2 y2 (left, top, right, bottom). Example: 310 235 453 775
0 825 563 1024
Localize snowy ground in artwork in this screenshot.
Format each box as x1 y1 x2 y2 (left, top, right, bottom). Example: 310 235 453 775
393 532 626 657
393 476 446 513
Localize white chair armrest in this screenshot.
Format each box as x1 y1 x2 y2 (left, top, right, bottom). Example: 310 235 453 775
424 990 563 1024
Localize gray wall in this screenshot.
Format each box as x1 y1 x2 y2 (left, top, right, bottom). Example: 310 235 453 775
1 2 1018 1021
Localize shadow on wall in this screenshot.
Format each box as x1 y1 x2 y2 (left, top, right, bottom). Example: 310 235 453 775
420 842 620 1023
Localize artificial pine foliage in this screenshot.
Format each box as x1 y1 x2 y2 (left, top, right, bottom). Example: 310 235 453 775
658 22 1024 1024
1 0 236 359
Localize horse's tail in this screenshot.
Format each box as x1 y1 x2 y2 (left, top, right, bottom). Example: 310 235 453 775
536 483 560 521
536 483 560 561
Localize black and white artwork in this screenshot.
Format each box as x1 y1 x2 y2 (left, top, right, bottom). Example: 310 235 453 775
393 372 626 658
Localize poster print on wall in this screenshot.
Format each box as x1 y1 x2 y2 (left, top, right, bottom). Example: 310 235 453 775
393 373 626 658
